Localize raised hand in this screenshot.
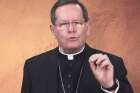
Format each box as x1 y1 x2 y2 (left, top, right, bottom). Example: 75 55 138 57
89 53 114 88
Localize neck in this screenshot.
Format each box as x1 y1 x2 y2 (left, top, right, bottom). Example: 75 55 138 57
59 45 85 55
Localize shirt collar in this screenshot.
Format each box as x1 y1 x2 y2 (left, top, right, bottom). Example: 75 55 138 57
59 46 85 60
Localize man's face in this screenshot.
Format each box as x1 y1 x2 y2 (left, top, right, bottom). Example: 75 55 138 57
51 4 89 53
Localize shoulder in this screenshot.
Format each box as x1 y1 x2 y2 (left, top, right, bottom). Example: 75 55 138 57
24 47 58 69
86 44 125 68
86 44 123 61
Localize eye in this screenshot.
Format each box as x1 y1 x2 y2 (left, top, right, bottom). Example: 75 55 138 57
58 22 68 27
73 21 84 27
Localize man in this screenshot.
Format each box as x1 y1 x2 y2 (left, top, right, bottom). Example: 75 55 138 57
21 0 133 93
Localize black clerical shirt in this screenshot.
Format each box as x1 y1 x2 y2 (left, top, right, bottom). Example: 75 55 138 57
57 49 86 93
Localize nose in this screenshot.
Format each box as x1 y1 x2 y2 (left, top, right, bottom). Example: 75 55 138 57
67 23 76 33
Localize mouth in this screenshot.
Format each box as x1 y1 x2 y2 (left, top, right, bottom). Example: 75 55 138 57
68 37 79 41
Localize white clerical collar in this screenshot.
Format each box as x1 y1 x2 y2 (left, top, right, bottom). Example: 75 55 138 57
59 46 85 60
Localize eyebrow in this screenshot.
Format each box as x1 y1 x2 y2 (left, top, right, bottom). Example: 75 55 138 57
56 19 85 23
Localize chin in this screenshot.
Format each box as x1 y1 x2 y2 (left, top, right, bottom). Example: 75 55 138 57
66 43 82 50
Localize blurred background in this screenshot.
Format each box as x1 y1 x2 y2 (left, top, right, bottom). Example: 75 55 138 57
0 0 139 93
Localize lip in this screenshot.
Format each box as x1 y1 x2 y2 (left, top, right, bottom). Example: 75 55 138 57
68 37 79 41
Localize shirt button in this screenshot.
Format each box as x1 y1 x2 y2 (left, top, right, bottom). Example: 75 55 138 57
67 84 71 88
68 74 72 78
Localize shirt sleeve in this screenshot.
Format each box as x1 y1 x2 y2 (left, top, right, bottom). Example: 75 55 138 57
101 79 120 93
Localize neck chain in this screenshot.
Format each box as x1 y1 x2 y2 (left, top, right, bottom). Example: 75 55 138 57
58 65 84 93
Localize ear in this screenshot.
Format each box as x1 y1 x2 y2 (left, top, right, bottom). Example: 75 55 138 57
50 25 54 32
86 21 91 36
50 25 56 36
50 25 56 35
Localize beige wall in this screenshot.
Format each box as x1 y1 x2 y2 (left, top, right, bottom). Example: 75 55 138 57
0 0 139 93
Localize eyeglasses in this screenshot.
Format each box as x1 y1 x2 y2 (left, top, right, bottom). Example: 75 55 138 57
54 20 86 31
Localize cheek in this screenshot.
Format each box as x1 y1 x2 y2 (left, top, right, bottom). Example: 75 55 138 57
80 30 88 39
55 32 66 42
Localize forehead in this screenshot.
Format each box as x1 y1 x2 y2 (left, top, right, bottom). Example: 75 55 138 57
55 4 84 21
